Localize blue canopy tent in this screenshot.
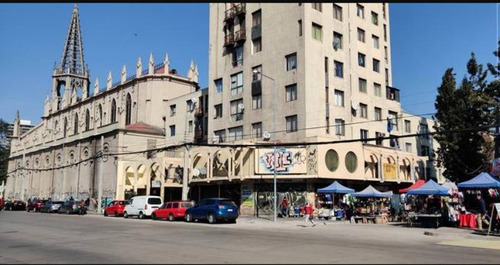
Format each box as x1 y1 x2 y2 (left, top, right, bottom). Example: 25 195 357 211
457 172 500 189
317 181 355 194
407 179 450 196
352 185 393 198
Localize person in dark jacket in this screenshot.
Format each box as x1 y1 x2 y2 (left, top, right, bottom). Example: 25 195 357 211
476 194 487 230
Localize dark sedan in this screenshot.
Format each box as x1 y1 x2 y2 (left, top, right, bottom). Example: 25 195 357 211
57 201 80 214
27 199 48 212
184 198 239 224
5 200 26 211
41 201 64 213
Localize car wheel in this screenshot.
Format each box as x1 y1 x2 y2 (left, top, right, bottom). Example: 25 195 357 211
124 211 129 218
185 213 192 222
104 210 108 217
66 209 71 214
26 207 30 212
152 213 157 220
138 212 144 220
208 213 216 224
114 211 119 217
229 219 237 224
168 214 175 222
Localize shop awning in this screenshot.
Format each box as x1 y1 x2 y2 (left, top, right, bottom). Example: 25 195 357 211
317 181 355 194
407 179 450 196
457 172 500 189
398 180 426 193
352 185 393 198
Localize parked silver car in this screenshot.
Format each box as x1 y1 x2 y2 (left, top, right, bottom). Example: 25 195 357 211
40 201 64 213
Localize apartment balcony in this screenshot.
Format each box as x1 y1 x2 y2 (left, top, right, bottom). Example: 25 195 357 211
224 34 235 47
251 25 261 40
194 128 203 140
231 113 244 122
251 80 262 96
234 3 246 16
224 8 235 22
386 86 400 102
194 107 203 117
234 29 246 43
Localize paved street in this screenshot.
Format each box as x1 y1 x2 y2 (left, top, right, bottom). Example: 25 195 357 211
1 211 500 264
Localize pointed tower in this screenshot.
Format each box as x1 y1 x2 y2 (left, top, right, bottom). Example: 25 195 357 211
187 59 195 80
51 4 90 110
121 65 127 84
13 111 21 137
136 57 142 78
163 52 170 74
148 53 154 75
93 78 100 96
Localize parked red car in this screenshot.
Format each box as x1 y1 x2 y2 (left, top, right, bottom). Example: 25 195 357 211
27 199 48 212
104 200 128 217
152 201 194 221
0 198 4 211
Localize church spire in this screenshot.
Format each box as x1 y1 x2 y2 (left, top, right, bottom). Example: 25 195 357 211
59 4 86 76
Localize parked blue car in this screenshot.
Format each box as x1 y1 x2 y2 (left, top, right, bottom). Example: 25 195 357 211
184 198 238 224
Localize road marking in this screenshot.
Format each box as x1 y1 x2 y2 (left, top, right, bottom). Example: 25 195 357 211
438 240 500 250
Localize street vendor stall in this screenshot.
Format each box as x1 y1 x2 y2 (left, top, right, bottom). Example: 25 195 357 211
351 185 393 224
317 181 354 220
406 179 449 228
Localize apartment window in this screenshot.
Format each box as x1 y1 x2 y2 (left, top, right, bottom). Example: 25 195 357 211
333 4 342 21
252 38 262 54
285 84 298 102
312 23 323 41
383 3 386 19
170 104 176 116
232 46 243 67
372 35 379 49
186 99 194 112
111 99 117 123
312 3 322 12
405 120 411 133
298 20 302 36
215 78 223 93
252 94 262 109
169 125 176 137
335 119 345 136
252 122 262 138
252 65 262 81
360 103 368 118
421 146 430 157
371 11 379 25
405 143 412 152
420 124 429 139
373 59 380 73
384 46 388 63
376 132 384 145
326 117 330 134
374 83 382 97
358 53 366 67
286 115 298 132
357 28 365 43
334 61 343 78
388 111 398 131
228 126 243 141
188 120 193 133
385 68 390 83
230 99 244 121
374 107 382 121
231 72 243 96
252 9 261 26
214 129 226 143
333 32 343 50
357 4 364 18
334 90 344 107
214 104 223 119
359 78 367 93
286 53 297 71
360 129 368 143
383 24 387 41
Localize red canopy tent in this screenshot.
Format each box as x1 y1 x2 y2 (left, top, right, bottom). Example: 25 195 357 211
398 180 426 193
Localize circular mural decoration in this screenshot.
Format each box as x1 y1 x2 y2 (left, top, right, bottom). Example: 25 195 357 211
345 151 358 173
325 149 339 172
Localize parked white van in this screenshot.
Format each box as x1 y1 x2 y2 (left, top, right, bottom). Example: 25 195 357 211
123 196 163 219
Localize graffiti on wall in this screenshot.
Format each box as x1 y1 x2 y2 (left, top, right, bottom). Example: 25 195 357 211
256 148 307 174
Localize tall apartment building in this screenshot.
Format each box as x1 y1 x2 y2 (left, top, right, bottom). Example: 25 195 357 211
2 114 35 149
208 3 399 144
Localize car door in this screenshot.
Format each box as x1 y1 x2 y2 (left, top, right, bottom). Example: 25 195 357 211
191 200 204 219
127 199 135 215
172 202 180 217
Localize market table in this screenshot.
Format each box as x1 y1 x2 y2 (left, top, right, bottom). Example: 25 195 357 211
353 215 377 224
459 213 477 229
408 213 442 228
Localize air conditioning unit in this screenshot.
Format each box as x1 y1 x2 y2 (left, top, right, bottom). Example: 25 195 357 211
333 40 340 51
191 97 198 105
192 168 200 177
238 103 245 112
212 133 219 144
263 131 271 140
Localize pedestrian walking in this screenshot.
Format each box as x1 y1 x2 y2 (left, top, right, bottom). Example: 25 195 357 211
476 194 487 230
304 202 316 227
281 197 289 218
78 199 86 215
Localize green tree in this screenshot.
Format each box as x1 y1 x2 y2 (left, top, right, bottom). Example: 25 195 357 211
0 119 9 184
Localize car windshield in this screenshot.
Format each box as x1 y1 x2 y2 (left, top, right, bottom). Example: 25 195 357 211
148 198 162 205
219 200 236 206
181 202 194 208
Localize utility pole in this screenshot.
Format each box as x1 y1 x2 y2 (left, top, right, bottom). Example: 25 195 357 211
495 108 500 159
97 135 103 214
182 144 190 200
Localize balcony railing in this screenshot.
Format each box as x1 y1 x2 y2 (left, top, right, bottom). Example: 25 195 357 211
194 107 203 117
234 3 246 16
194 129 203 140
224 34 235 47
234 29 246 43
231 113 244 122
224 8 235 22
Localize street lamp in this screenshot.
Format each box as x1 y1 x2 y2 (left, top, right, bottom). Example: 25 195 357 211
252 69 277 222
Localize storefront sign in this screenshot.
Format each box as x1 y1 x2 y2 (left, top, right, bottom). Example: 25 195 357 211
151 180 161 188
383 163 397 179
255 148 307 174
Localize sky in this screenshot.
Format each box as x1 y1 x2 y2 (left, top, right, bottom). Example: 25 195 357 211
0 3 498 124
